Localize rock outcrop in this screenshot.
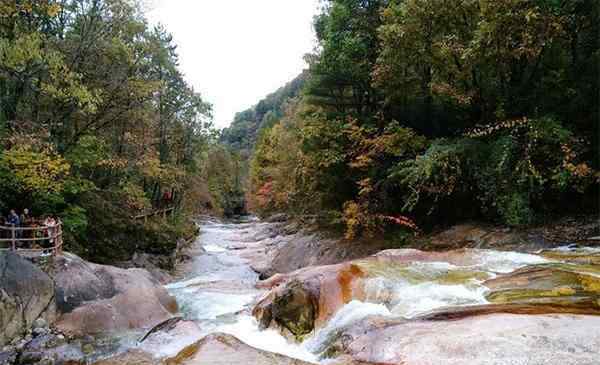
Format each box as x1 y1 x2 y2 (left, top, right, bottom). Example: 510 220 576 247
0 252 55 346
483 263 600 311
254 262 366 338
53 253 178 336
319 313 600 365
253 248 600 337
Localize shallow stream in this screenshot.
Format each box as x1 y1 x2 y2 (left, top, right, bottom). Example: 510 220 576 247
117 217 599 363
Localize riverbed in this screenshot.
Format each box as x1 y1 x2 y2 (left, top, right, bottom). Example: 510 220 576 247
115 217 600 364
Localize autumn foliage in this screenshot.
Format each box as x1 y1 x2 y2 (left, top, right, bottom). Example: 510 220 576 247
245 0 598 238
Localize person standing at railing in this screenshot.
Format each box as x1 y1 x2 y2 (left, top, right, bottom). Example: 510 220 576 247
43 216 57 248
20 209 31 241
6 209 21 248
7 210 20 226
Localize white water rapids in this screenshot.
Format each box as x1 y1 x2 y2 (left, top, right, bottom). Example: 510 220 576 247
114 217 587 363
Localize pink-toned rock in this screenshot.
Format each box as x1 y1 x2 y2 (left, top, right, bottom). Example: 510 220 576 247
324 313 600 365
54 253 178 336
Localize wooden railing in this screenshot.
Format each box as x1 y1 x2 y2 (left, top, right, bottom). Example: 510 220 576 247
133 207 175 223
0 222 63 258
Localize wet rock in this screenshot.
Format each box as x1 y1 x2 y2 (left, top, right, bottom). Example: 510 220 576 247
484 264 600 311
263 232 387 279
165 333 312 365
254 248 595 335
254 263 366 337
138 319 204 359
53 253 178 336
0 349 17 365
423 224 497 249
33 319 47 330
93 350 158 365
32 327 49 337
265 214 288 223
19 333 84 365
271 280 318 338
81 343 94 355
538 249 600 265
0 252 55 346
129 253 174 285
321 313 600 364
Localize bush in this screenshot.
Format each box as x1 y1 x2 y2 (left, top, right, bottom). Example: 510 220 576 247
391 117 597 227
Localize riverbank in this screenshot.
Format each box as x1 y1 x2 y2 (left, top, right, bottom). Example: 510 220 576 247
256 214 600 279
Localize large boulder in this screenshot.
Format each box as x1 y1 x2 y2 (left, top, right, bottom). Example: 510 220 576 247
53 253 178 336
254 263 366 338
0 252 55 346
319 313 600 365
262 229 389 279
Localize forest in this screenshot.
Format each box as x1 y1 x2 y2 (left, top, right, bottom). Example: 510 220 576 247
1 0 598 262
0 0 244 263
231 0 599 240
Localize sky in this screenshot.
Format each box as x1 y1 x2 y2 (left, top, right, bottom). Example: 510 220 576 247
147 1 320 129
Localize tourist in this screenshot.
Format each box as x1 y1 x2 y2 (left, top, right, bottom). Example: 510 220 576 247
7 209 21 241
7 210 20 227
43 216 57 247
20 208 31 226
20 208 31 240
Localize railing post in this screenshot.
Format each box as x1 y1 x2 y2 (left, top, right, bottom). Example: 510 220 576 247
10 226 16 251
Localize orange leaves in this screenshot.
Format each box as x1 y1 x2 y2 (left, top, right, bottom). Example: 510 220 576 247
431 83 473 105
255 182 274 210
380 215 420 235
345 118 426 171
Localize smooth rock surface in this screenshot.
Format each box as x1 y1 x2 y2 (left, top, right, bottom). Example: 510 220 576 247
0 252 55 346
484 263 600 310
320 314 600 365
54 253 178 336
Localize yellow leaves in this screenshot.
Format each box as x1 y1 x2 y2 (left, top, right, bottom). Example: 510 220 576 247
1 145 70 193
357 178 373 197
46 4 61 17
342 201 362 240
466 117 530 138
98 158 128 170
0 1 61 18
120 182 150 212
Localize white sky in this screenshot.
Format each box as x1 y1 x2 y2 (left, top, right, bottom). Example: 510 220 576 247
147 1 319 129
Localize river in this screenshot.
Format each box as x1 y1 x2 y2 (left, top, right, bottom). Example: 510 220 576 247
160 217 317 362
114 216 600 364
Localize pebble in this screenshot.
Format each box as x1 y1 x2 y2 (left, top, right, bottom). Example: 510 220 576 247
34 318 48 329
82 343 95 355
33 327 49 336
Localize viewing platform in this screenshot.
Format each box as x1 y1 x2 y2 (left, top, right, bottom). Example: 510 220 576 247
0 221 63 258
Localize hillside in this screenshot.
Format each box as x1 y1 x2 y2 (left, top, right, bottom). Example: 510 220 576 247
220 72 307 157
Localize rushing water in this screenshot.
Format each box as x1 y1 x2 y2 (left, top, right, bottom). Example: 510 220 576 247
115 217 597 363
163 217 319 362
